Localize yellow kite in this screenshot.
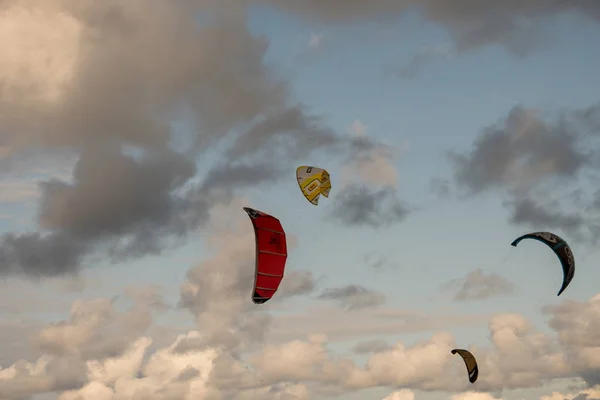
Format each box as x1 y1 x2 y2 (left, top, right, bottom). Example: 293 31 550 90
295 166 331 206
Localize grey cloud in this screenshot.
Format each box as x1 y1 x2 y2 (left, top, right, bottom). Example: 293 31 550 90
124 285 172 312
352 339 389 354
226 105 336 161
0 232 87 278
317 284 385 310
177 366 201 382
449 106 588 195
507 197 584 236
395 44 455 79
263 1 600 57
543 296 600 386
328 184 410 228
573 102 600 136
200 163 283 194
446 103 600 240
34 293 157 361
37 146 196 239
573 394 599 400
177 219 277 354
444 269 515 301
0 356 87 399
0 146 203 278
0 322 42 367
0 0 389 279
277 271 316 299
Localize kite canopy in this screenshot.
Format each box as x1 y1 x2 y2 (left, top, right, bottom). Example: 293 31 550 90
296 166 331 205
451 349 478 383
511 231 575 296
243 207 288 304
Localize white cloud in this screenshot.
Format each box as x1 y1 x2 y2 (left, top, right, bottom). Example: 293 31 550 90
340 120 407 189
0 1 81 106
3 275 600 399
451 392 503 400
382 389 415 400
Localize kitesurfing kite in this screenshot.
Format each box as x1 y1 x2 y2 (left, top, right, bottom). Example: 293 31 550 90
511 231 574 296
296 166 331 206
451 349 478 383
243 207 288 304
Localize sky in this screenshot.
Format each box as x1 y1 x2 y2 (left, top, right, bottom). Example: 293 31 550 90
0 1 600 400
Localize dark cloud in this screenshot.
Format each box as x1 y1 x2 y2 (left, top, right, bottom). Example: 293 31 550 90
0 145 203 278
443 268 515 301
446 103 600 241
507 197 584 235
0 232 87 278
317 284 386 310
449 106 589 195
328 184 410 228
38 146 196 240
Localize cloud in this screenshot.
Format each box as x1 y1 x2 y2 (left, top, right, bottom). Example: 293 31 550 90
0 0 386 279
317 285 386 310
395 44 455 78
329 184 410 228
331 121 410 228
506 197 585 236
363 252 398 272
543 294 600 386
444 269 515 301
278 271 317 299
449 106 589 195
341 121 407 189
445 103 600 240
270 306 490 344
34 290 163 360
2 2 600 400
353 339 390 354
264 1 600 59
541 386 600 400
8 278 600 398
382 389 415 400
452 393 503 400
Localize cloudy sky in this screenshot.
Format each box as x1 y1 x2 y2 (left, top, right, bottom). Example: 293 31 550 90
1 1 600 400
